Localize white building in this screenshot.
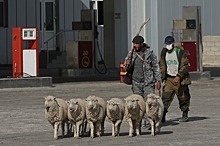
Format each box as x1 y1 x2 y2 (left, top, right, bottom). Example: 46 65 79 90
0 0 220 77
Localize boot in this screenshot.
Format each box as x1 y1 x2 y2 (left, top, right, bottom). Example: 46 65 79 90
162 109 167 123
179 111 189 122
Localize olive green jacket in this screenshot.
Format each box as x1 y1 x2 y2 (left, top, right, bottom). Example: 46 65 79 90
159 47 191 85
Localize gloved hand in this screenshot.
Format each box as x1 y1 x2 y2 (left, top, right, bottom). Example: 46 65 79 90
156 81 161 90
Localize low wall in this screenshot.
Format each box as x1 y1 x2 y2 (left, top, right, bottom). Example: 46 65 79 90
202 36 220 67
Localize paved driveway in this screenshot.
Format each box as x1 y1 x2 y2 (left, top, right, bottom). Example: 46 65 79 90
0 79 220 146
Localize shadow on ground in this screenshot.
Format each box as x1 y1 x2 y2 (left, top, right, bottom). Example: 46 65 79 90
162 116 209 127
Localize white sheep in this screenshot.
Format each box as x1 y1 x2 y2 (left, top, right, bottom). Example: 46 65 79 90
66 98 87 138
85 95 106 138
106 98 125 137
44 95 70 139
124 94 146 137
146 93 164 136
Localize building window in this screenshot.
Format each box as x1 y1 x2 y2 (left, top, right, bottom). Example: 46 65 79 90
98 1 103 25
45 2 54 31
0 0 8 27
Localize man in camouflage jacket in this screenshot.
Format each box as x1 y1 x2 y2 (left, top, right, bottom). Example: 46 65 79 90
124 35 161 100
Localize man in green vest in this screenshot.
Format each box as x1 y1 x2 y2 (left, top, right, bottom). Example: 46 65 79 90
159 36 191 122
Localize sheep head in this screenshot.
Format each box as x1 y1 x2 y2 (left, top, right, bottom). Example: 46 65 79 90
67 99 80 114
107 100 120 113
44 95 59 113
124 98 140 111
86 96 100 116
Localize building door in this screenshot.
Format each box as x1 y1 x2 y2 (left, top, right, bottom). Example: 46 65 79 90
181 42 197 71
40 0 56 51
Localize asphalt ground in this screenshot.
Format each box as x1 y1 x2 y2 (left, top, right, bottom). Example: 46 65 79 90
0 78 220 146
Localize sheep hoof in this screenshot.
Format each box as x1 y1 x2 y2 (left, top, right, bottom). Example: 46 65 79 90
54 137 58 140
74 136 80 139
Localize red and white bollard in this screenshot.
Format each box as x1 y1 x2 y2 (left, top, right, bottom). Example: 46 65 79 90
120 61 126 83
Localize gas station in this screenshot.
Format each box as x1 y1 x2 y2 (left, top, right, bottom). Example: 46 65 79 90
1 0 220 88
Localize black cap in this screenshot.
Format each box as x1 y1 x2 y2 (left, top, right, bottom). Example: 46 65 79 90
132 36 144 44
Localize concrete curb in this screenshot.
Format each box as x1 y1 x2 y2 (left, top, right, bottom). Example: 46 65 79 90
0 77 52 88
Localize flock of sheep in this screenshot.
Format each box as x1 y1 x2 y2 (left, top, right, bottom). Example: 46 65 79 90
44 93 164 139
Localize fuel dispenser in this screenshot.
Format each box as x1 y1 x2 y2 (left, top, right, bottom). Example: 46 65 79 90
12 27 39 78
68 10 96 69
173 6 201 72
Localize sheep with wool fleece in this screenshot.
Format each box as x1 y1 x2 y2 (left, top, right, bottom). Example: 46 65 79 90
106 98 125 136
146 93 164 136
85 95 106 138
66 98 87 138
124 94 146 137
44 95 70 140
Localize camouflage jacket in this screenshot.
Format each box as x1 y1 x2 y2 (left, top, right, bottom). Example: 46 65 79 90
124 46 161 85
159 46 191 85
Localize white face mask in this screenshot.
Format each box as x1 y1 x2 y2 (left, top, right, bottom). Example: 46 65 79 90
166 44 173 50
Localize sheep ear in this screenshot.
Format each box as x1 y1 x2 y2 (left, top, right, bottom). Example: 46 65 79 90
107 100 109 104
124 98 127 101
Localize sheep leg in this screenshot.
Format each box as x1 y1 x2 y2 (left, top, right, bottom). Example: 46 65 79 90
88 121 95 138
54 122 59 140
82 120 87 134
101 119 105 134
149 119 155 136
76 121 82 138
115 120 122 136
68 123 73 136
139 120 142 134
127 118 133 137
79 123 82 136
136 120 141 136
66 122 71 136
61 121 65 137
111 122 115 137
73 123 77 138
96 122 101 137
155 121 161 134
117 122 122 136
133 120 136 136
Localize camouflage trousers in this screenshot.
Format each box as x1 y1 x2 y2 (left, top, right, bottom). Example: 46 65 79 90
162 77 191 112
131 80 155 101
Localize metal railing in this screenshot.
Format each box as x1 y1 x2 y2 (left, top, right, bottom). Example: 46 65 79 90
44 29 73 64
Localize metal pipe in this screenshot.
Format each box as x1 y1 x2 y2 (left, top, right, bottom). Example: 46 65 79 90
46 43 49 64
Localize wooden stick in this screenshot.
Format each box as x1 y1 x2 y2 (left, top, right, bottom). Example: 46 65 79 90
136 18 151 36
